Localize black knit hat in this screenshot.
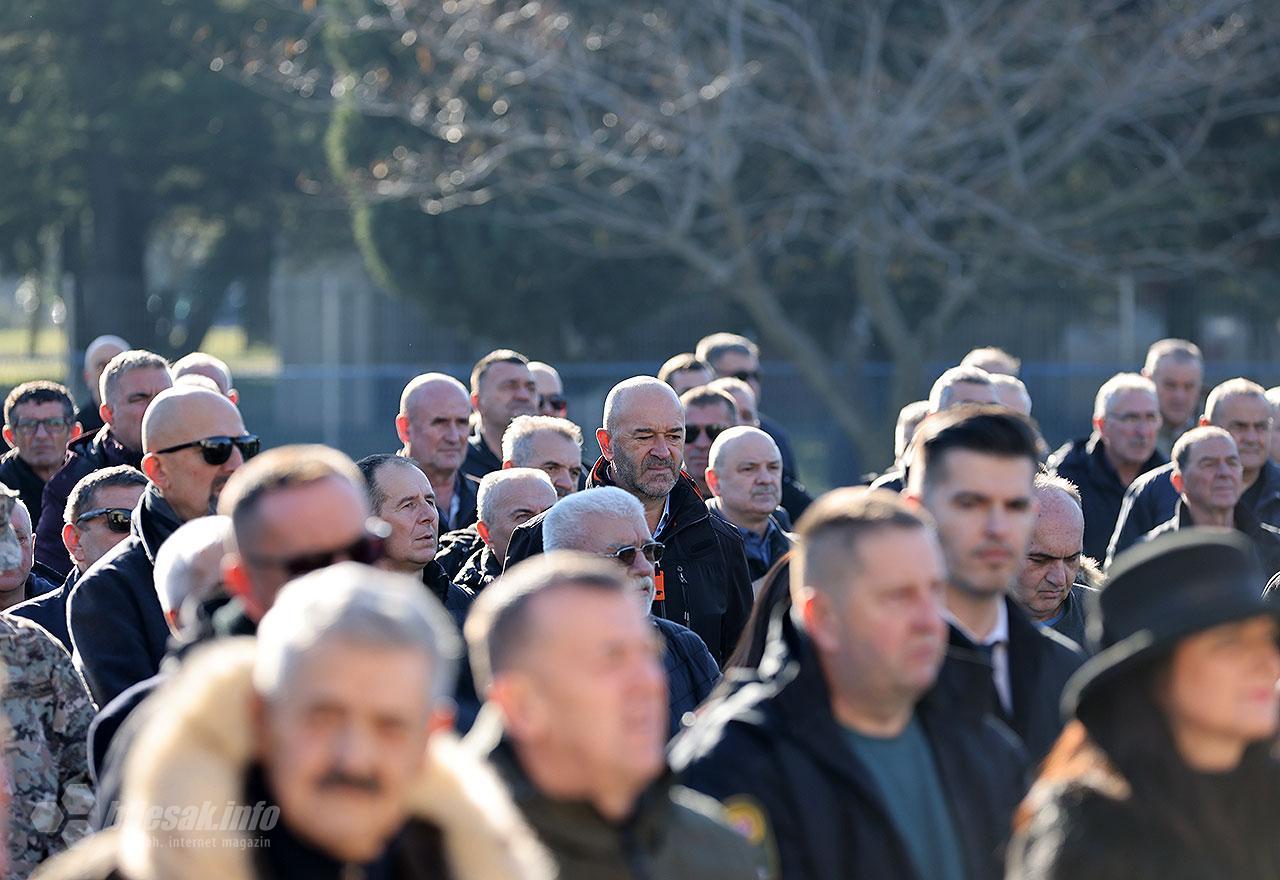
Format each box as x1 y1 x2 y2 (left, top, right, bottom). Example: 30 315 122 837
1062 528 1280 718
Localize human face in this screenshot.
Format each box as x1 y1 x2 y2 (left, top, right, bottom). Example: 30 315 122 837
1097 389 1160 469
518 432 582 498
399 383 471 475
669 367 711 397
511 588 666 804
147 405 248 523
104 367 173 451
84 344 126 405
600 391 683 502
481 479 556 562
1175 433 1242 516
6 401 76 474
712 351 761 401
233 478 371 619
724 387 758 426
682 402 734 492
706 434 781 523
1151 358 1202 429
1160 616 1280 771
68 483 146 572
374 464 438 572
0 503 33 603
922 450 1037 599
1015 493 1084 620
806 527 949 715
530 367 566 417
258 642 434 863
475 362 537 434
585 512 657 605
1213 395 1272 474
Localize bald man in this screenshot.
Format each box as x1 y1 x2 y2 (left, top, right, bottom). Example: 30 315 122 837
75 334 129 435
504 376 753 663
705 426 793 582
172 351 238 403
396 372 479 532
68 386 257 705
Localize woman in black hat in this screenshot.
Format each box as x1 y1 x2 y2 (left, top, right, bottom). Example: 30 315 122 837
1007 529 1280 880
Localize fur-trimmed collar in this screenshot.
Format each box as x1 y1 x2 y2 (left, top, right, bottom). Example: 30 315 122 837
76 639 551 880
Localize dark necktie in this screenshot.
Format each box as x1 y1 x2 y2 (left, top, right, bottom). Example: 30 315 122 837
974 641 1011 724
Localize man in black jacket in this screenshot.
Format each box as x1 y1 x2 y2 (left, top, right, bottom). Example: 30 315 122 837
37 349 172 577
1012 473 1096 649
505 376 754 664
456 468 557 594
705 426 793 583
0 381 81 530
461 350 539 481
911 407 1084 761
396 372 480 532
672 488 1027 880
68 386 254 705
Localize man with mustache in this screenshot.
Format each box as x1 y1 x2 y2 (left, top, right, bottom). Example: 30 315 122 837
68 385 255 706
910 407 1084 761
461 350 540 481
504 377 754 664
543 486 721 740
397 372 479 533
673 488 1027 880
705 426 793 584
39 563 552 880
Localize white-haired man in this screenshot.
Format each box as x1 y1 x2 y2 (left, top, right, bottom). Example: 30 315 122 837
172 352 238 403
39 563 551 880
1049 373 1166 561
74 334 129 435
705 426 792 583
456 469 556 594
503 377 753 664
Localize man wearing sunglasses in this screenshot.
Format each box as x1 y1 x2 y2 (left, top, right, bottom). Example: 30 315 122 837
506 377 753 665
529 361 569 418
68 386 254 706
0 381 82 531
544 487 720 741
678 386 739 497
6 466 147 651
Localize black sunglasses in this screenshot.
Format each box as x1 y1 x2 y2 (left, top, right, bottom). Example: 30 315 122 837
731 370 760 383
540 394 568 413
604 541 664 566
244 530 385 579
155 434 261 466
685 424 730 444
75 507 132 533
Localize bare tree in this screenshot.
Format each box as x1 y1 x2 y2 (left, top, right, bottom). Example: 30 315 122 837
264 0 1280 460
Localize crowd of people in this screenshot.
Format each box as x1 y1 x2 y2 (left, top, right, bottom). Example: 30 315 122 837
0 330 1275 879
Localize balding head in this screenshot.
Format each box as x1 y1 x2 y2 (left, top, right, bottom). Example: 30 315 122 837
172 352 236 402
142 387 243 454
598 378 684 503
1015 474 1085 620
602 377 681 433
706 426 783 530
396 374 472 478
141 387 249 522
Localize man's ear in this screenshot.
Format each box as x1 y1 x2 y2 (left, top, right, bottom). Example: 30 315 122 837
395 414 411 445
141 452 164 486
489 674 546 741
470 391 481 412
596 428 614 461
501 460 514 470
69 422 83 442
1171 471 1185 494
1092 415 1105 434
0 427 13 448
1198 415 1210 427
476 520 492 548
227 389 240 406
796 586 839 654
223 554 264 621
705 467 721 497
62 523 83 563
99 402 113 428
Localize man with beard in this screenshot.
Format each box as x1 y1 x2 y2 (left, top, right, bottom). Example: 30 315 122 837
679 386 738 497
543 487 721 740
505 377 753 664
0 381 81 530
461 350 539 481
68 386 256 705
705 426 792 583
1012 474 1095 649
397 372 479 533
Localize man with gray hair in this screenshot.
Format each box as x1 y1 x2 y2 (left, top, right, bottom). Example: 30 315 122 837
39 562 551 879
1107 376 1280 560
501 414 584 499
1013 474 1097 648
172 351 238 403
465 552 765 879
928 365 1000 413
1141 338 1203 458
75 333 129 435
990 374 1032 415
1268 386 1280 467
505 376 753 664
1049 372 1166 561
37 349 173 577
456 468 556 594
960 346 1021 377
152 515 233 634
705 426 792 582
543 487 720 740
396 372 479 533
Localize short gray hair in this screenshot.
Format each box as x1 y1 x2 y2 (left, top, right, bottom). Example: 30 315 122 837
171 352 233 394
543 486 646 552
1033 472 1082 508
1205 377 1268 425
1093 372 1157 420
254 562 461 705
1143 338 1203 374
1266 386 1280 414
894 401 930 462
695 332 758 368
990 373 1032 414
960 346 1021 376
100 350 170 407
1172 425 1236 473
929 366 993 412
64 465 148 525
154 516 232 619
477 468 555 525
501 415 583 465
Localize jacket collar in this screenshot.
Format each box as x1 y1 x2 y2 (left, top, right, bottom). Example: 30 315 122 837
421 559 454 605
586 457 709 540
133 485 183 565
1085 433 1165 490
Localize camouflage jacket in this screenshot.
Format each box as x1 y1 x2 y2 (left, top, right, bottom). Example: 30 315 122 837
1 615 95 879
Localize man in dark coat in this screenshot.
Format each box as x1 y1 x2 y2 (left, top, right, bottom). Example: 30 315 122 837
68 387 252 705
396 372 481 533
705 426 793 583
1050 372 1166 562
465 553 766 880
505 377 754 664
37 349 172 578
672 489 1028 880
913 407 1084 761
456 468 557 594
0 500 58 614
0 380 81 531
1107 378 1280 565
72 334 129 438
460 350 539 481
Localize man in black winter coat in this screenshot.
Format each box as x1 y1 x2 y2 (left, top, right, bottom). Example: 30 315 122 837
68 387 253 705
672 488 1028 880
911 407 1084 762
0 381 81 532
504 377 754 665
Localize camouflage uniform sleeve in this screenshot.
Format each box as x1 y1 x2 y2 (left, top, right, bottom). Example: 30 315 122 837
48 636 96 828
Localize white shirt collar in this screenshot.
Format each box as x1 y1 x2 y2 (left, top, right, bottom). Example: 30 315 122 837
946 598 1009 647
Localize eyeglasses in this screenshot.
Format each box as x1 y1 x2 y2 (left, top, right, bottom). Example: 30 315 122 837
244 530 386 579
731 370 760 383
154 434 261 466
11 417 72 436
540 394 568 413
603 541 664 566
685 424 730 444
75 507 132 533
